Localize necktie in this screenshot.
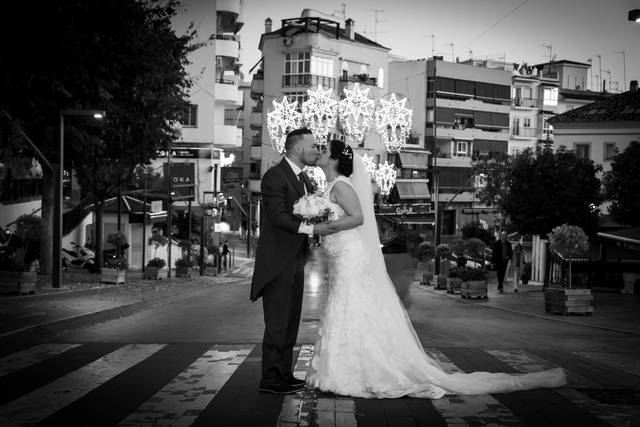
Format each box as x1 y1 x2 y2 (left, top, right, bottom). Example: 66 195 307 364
297 172 307 194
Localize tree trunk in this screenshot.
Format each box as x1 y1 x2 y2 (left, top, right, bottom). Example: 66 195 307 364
95 199 103 274
40 168 54 278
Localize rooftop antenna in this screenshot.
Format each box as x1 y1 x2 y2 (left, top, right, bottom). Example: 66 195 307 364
445 42 454 62
615 51 627 92
468 49 473 60
363 9 387 42
542 43 552 62
332 3 346 19
432 34 435 57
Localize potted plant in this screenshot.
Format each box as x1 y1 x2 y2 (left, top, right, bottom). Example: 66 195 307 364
545 224 592 315
175 256 193 278
413 241 433 285
458 266 489 300
446 267 463 294
145 257 167 280
101 232 128 284
449 239 468 267
0 215 40 294
433 244 451 289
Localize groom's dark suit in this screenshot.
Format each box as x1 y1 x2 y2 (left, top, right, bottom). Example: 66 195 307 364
251 157 312 387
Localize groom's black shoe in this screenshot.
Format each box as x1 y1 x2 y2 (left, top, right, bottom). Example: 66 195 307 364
259 381 303 395
285 376 306 387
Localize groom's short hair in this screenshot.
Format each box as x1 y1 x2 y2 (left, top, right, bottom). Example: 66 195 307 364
284 128 313 153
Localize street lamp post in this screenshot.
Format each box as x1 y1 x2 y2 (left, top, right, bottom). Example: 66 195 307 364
54 109 105 288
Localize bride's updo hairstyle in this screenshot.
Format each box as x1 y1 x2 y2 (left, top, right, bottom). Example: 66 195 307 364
329 139 354 177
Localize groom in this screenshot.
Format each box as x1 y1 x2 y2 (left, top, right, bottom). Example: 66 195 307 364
251 128 331 394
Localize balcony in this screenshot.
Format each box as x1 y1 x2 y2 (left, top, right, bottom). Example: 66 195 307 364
250 109 263 129
339 73 378 86
511 127 540 139
216 38 239 59
433 154 473 168
215 81 242 106
217 0 243 33
512 97 542 109
435 126 509 141
250 145 261 160
250 74 263 100
282 74 335 89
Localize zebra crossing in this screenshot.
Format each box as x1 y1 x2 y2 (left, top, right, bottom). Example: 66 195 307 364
0 342 638 426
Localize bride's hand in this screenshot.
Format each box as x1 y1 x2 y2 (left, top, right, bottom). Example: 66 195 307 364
313 222 334 236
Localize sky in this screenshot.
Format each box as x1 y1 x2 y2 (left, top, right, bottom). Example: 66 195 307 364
235 0 640 93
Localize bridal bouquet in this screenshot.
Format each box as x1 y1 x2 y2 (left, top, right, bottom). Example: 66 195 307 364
293 193 333 226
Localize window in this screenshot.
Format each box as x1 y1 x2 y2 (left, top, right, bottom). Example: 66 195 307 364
604 143 617 161
543 87 558 106
523 87 532 99
523 118 531 128
284 91 308 110
455 140 468 157
512 117 520 135
181 104 197 127
574 143 590 160
311 56 334 77
378 68 384 88
284 52 310 76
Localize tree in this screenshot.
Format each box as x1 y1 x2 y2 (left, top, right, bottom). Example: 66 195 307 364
470 153 512 209
603 141 640 226
1 0 198 273
501 146 602 236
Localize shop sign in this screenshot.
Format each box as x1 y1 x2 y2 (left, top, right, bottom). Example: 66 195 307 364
377 203 433 215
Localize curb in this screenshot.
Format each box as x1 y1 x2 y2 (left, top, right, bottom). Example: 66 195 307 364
0 276 249 342
415 283 640 336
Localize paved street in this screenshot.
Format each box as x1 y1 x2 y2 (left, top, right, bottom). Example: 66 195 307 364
0 249 639 427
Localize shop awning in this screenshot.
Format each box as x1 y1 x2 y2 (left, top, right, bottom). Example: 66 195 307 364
398 152 429 170
385 214 434 225
396 181 431 199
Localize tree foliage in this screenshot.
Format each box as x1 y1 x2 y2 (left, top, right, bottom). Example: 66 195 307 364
501 147 602 236
470 153 512 209
603 141 640 226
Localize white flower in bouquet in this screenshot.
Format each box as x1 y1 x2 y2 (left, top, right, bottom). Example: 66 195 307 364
293 193 333 225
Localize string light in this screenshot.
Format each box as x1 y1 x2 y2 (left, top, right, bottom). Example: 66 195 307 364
361 153 377 179
301 85 338 147
374 93 413 153
267 97 302 154
338 83 374 146
375 160 397 196
304 166 327 192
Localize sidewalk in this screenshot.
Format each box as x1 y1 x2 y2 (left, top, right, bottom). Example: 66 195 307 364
417 271 640 335
0 238 255 341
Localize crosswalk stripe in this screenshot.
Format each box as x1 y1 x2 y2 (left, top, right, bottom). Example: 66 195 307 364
0 344 81 378
424 348 521 427
116 345 253 427
0 344 164 426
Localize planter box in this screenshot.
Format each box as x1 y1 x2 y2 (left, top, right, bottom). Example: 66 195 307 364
544 287 593 315
175 266 191 278
101 268 125 284
0 270 37 295
461 280 488 299
446 277 463 294
422 272 434 286
145 266 168 280
434 274 447 290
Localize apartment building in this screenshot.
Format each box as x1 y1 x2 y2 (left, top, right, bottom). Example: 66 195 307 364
391 58 511 236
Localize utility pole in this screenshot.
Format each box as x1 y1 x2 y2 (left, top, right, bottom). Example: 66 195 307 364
364 9 386 42
596 54 602 92
445 43 454 62
615 51 627 91
542 43 552 62
431 34 435 57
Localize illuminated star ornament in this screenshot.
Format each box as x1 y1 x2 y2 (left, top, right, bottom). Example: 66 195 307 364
374 93 413 153
267 96 302 154
338 83 374 146
361 153 377 179
301 85 338 147
220 151 235 167
304 166 327 192
375 160 397 196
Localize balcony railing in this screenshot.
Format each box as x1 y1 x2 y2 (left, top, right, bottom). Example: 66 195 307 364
512 97 542 109
282 74 336 89
511 127 540 138
339 73 377 86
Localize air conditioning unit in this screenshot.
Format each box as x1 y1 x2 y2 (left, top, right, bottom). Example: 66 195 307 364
283 37 292 46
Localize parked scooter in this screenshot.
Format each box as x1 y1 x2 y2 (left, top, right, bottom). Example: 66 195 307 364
62 242 97 273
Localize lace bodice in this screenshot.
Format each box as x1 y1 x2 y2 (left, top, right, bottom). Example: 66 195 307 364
321 176 359 255
322 175 351 221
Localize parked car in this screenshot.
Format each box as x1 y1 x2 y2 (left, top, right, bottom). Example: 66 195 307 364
62 242 97 273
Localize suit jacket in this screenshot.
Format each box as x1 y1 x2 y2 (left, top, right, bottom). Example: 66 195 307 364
250 158 312 301
491 239 513 267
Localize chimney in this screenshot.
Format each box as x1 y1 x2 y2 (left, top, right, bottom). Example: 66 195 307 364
345 18 354 40
631 80 638 92
264 17 272 33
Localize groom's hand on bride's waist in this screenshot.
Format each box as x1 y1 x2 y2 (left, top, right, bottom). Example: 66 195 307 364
313 222 333 236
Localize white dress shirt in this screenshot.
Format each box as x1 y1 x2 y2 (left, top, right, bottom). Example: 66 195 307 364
285 157 314 235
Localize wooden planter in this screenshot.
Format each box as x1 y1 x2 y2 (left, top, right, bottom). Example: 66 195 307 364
101 268 125 284
461 280 488 299
145 266 168 280
175 266 191 278
422 272 434 286
544 287 593 315
0 270 37 295
446 277 463 294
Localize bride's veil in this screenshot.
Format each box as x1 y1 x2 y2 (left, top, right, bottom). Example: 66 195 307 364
351 153 391 286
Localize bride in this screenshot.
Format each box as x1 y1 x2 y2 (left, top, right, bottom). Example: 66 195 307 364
305 139 566 399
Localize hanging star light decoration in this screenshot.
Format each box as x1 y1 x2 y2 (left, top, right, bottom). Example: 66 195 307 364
304 166 327 192
301 85 338 147
375 160 397 196
338 83 374 146
361 153 377 179
267 96 302 154
220 151 235 167
374 93 413 153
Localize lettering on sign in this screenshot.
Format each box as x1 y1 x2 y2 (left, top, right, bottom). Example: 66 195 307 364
172 176 192 184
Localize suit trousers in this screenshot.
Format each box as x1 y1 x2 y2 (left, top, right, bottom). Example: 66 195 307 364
260 251 306 385
496 262 508 290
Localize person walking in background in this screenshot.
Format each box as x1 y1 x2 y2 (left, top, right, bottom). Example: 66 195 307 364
492 231 513 293
222 240 229 271
511 243 524 293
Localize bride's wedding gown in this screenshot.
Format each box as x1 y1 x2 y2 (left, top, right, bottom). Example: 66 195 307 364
306 175 566 399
